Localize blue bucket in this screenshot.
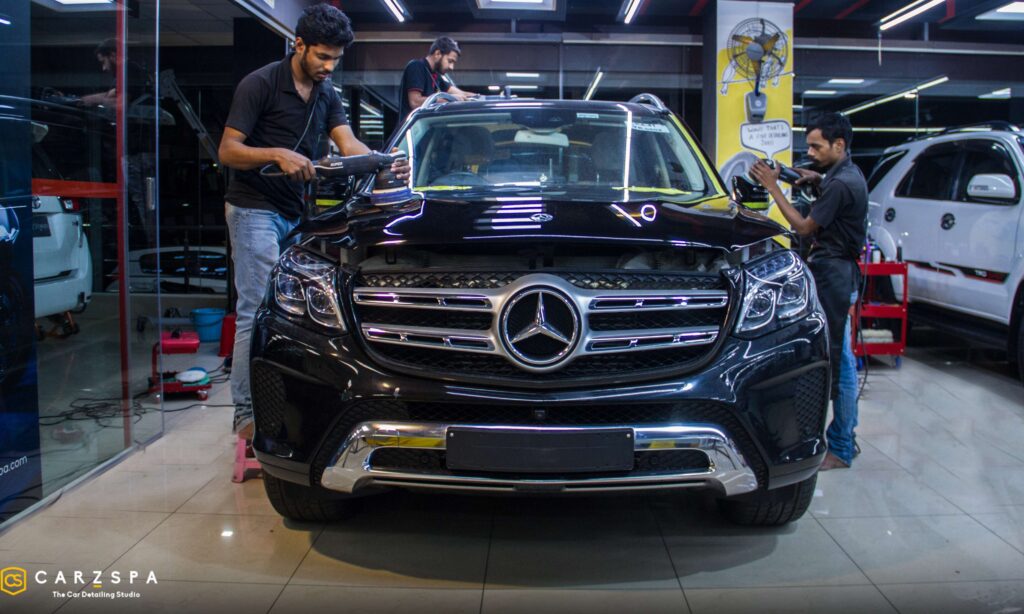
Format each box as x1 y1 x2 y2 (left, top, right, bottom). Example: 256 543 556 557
191 307 226 342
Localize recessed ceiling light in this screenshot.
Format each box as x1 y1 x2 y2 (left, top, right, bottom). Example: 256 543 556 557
977 1 1024 20
828 78 865 85
793 104 805 110
488 85 501 91
506 72 539 79
478 0 552 8
53 0 113 4
804 90 837 96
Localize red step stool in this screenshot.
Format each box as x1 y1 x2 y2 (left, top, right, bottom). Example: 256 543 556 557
149 331 212 400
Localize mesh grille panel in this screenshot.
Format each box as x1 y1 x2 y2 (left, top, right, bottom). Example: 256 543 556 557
250 362 287 438
354 271 726 291
589 308 726 332
794 368 829 437
369 448 710 476
358 306 492 330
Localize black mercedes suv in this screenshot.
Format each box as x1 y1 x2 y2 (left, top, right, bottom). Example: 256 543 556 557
249 93 830 526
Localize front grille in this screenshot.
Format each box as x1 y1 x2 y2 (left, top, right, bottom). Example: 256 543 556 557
352 270 732 386
369 448 710 477
313 400 768 488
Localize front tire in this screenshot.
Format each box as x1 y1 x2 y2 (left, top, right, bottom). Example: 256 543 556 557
718 474 817 526
262 472 354 522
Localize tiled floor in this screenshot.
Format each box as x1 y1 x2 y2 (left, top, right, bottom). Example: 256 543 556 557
1 333 1023 613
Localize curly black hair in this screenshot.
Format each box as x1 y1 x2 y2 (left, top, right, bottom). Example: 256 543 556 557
295 3 354 49
808 112 853 150
429 36 461 57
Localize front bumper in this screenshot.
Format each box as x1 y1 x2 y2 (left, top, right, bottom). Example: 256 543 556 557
250 309 829 496
322 422 758 496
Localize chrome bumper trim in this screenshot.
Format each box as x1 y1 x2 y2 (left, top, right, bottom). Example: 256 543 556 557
319 421 758 497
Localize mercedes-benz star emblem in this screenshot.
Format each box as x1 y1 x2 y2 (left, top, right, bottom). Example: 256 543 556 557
500 287 580 369
529 213 553 223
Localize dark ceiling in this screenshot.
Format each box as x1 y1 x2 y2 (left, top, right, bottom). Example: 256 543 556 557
328 0 1023 42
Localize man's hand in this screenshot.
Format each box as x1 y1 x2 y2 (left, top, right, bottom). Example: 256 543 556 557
750 159 781 190
794 167 823 187
275 149 315 182
389 147 411 182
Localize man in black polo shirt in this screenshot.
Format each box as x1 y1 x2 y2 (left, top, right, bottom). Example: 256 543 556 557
218 4 408 440
750 113 868 471
398 36 477 122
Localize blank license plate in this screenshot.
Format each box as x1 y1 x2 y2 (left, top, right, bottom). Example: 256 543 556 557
445 427 634 474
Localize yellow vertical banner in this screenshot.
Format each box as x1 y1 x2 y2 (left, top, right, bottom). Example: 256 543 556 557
714 0 793 231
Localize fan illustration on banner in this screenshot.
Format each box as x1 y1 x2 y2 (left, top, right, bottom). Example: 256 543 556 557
720 17 790 122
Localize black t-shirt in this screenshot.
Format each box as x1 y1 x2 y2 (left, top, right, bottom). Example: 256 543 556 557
808 156 868 261
398 58 452 122
224 54 348 220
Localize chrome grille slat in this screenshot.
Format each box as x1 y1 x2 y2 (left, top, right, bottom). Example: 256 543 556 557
362 324 497 353
353 272 729 374
353 291 492 311
588 291 728 312
586 326 720 353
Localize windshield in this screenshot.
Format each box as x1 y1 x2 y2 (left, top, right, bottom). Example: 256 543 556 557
395 107 722 202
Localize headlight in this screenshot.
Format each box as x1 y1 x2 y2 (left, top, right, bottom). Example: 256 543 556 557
736 250 813 335
271 247 346 331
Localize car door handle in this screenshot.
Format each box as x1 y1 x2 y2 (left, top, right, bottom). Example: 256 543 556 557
940 213 955 230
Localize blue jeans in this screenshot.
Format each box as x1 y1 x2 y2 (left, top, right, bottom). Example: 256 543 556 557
826 291 859 465
225 203 298 433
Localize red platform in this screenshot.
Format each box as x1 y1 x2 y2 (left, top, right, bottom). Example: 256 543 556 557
149 331 212 400
851 261 909 362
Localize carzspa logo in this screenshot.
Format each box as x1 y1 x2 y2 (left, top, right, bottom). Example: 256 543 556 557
1 566 157 600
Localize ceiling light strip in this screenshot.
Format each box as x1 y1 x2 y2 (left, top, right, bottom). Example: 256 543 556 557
621 0 643 24
841 75 947 115
583 69 604 101
380 0 407 23
879 0 944 30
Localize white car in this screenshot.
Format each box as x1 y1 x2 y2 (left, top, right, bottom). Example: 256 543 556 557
32 145 92 319
105 246 228 295
866 123 1024 379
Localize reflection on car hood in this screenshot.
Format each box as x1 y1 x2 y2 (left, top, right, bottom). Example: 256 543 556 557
296 193 786 252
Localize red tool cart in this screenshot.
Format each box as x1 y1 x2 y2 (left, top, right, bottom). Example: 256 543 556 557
148 331 212 400
851 261 909 366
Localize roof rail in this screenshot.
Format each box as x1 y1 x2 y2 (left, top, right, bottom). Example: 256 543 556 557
909 121 1021 141
415 91 461 114
628 93 670 114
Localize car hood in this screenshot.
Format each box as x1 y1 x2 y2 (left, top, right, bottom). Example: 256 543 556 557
297 193 786 253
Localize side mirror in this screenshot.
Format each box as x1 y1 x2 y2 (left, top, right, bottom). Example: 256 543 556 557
731 175 769 210
967 174 1017 202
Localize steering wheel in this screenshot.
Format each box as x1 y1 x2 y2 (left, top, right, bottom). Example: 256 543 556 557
430 171 489 186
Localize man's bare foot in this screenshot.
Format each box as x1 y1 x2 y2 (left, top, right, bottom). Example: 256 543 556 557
819 451 850 471
238 422 254 441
